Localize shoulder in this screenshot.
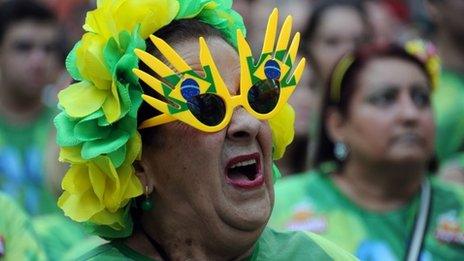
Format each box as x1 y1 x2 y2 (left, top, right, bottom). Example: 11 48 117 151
0 192 17 207
70 240 156 261
0 192 29 225
270 170 336 230
253 227 357 260
274 170 324 197
431 177 464 203
0 192 47 260
70 242 128 261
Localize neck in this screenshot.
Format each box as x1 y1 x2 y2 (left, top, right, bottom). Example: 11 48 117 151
333 159 425 211
126 202 257 260
436 30 464 74
0 82 44 124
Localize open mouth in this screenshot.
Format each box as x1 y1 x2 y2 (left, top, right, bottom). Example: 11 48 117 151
393 133 424 145
225 153 264 189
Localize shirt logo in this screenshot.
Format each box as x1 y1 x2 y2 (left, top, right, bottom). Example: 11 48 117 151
285 202 327 233
434 210 464 245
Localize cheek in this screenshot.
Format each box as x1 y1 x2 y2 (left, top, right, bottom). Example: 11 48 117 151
347 108 393 152
421 112 436 149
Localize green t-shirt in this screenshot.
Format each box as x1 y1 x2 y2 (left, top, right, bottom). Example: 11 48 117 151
433 69 464 166
269 171 464 260
70 227 357 260
0 107 57 215
32 213 93 261
0 192 46 260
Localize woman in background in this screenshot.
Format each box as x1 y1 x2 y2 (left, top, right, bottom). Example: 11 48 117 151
270 42 464 260
279 0 371 174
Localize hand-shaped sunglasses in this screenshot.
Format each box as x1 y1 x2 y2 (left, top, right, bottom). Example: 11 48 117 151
134 8 306 132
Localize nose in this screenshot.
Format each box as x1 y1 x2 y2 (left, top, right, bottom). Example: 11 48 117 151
226 107 261 142
398 92 420 126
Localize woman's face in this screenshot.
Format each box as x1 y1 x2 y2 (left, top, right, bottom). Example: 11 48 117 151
337 58 435 166
141 37 274 239
309 6 367 82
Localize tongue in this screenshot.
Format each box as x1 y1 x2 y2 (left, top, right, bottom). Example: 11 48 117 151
226 165 264 189
227 170 254 182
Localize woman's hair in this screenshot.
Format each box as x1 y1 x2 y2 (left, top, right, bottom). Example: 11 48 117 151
133 19 227 220
301 0 368 60
313 43 432 168
137 19 226 146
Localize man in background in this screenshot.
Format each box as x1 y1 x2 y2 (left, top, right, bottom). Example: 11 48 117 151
0 0 62 215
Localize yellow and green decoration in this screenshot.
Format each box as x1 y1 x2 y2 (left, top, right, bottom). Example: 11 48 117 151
54 0 304 238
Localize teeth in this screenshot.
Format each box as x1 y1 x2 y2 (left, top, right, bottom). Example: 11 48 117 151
230 159 256 169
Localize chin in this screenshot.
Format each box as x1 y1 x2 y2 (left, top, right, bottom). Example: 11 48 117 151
217 191 272 232
389 153 429 166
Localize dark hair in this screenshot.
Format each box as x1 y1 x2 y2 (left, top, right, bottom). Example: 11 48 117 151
0 0 56 44
133 18 228 223
137 19 226 146
301 0 368 61
313 43 432 168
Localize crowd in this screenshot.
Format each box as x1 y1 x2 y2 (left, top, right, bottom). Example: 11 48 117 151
0 0 462 260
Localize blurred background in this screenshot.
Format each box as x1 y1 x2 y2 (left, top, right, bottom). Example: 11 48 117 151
0 0 463 258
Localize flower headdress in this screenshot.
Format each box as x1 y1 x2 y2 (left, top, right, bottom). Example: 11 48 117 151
404 39 441 90
55 0 300 238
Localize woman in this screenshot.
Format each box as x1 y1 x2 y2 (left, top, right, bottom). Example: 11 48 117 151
302 0 370 84
279 0 371 174
54 0 355 259
269 43 464 260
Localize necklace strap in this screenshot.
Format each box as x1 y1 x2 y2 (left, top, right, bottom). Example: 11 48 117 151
406 179 432 261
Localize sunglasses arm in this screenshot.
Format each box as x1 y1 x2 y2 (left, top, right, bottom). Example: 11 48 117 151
138 113 177 129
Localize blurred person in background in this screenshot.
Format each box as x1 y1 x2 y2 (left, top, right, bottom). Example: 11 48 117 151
0 0 61 216
0 1 91 259
270 43 464 260
364 0 400 45
278 0 372 175
426 0 464 185
302 0 370 88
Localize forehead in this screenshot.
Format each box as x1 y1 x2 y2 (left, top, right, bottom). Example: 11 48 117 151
171 37 241 94
1 20 58 45
317 6 365 36
357 57 428 91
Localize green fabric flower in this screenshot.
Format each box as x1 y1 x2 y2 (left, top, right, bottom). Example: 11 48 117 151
177 0 246 46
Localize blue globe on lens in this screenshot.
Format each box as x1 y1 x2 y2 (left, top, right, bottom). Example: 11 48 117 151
264 60 281 80
181 78 200 101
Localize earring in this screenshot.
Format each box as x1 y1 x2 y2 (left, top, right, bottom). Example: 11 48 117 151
334 142 348 161
141 185 153 211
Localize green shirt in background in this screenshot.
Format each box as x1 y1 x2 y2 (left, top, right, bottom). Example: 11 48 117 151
33 213 94 261
269 171 464 260
70 227 357 260
433 69 464 166
0 192 46 260
0 107 57 216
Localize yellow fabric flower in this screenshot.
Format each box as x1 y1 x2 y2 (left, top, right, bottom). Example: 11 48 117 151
57 81 107 118
84 0 179 40
269 104 295 160
58 134 143 230
65 0 179 123
405 39 441 90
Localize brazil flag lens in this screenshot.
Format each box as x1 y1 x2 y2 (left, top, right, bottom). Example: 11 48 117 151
187 93 226 126
247 79 280 114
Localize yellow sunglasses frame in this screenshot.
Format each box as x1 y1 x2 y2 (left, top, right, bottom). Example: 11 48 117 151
133 8 306 132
